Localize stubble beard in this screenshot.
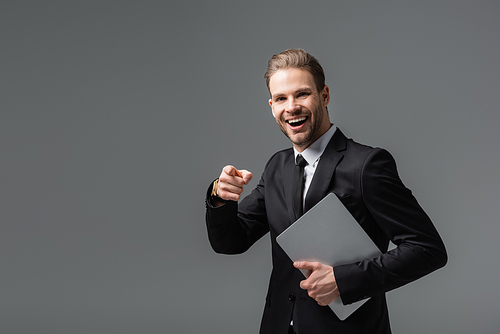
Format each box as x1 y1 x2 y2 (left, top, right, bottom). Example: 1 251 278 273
278 105 325 150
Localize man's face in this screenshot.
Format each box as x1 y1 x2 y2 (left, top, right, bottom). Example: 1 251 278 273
268 68 331 152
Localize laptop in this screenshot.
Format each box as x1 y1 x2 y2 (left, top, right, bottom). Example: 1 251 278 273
276 192 382 320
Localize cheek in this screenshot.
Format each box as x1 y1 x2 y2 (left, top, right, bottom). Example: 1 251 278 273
272 109 282 121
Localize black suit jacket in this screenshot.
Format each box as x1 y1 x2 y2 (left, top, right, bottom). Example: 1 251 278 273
205 129 447 334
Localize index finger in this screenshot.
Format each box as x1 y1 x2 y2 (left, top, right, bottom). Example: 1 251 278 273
239 170 253 184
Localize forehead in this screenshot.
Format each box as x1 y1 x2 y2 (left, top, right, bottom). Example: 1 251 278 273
268 68 317 96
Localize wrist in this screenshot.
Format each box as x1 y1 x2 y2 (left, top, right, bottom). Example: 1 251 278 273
210 179 229 205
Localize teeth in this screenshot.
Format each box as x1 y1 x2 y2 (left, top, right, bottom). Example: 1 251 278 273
287 117 306 124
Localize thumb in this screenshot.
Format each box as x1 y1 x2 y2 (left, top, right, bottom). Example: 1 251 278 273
223 165 239 176
294 261 315 270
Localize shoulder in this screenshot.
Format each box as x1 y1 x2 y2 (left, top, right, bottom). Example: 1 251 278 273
264 147 293 168
335 129 393 162
341 136 401 187
333 131 397 175
347 140 394 164
256 147 293 183
337 131 383 164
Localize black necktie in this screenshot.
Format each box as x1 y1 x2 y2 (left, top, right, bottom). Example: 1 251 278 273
293 154 308 220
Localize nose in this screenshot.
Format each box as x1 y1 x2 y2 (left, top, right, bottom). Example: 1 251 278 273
284 97 300 113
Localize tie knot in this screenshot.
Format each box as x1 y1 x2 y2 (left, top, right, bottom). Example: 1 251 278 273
296 154 307 168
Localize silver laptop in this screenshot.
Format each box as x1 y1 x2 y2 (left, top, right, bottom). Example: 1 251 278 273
276 192 382 320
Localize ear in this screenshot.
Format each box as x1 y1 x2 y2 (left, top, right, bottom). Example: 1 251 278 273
321 85 330 106
269 99 276 119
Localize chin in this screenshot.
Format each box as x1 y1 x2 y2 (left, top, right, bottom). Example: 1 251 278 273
290 135 312 149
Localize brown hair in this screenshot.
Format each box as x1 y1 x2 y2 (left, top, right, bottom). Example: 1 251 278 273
264 49 326 93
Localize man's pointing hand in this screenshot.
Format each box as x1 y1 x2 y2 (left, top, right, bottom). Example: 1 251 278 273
217 165 253 202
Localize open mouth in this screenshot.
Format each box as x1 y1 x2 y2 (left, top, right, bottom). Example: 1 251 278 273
286 117 307 128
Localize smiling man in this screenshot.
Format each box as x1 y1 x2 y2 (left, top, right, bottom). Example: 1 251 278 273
205 49 447 334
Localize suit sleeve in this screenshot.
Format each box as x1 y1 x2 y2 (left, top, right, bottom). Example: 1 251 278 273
334 148 447 305
205 176 269 255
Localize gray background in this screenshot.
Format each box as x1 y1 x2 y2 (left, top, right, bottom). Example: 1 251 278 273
1 1 499 333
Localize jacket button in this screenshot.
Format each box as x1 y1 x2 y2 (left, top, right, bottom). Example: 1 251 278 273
288 294 295 302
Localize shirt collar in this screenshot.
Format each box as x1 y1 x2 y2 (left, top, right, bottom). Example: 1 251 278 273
293 124 337 165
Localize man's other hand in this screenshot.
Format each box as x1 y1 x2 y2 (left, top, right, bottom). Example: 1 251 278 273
217 165 253 202
294 261 340 306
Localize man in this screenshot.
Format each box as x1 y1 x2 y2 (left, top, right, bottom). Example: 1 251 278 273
205 49 447 334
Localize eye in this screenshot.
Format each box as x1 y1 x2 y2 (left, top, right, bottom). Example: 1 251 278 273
275 96 286 102
297 92 310 98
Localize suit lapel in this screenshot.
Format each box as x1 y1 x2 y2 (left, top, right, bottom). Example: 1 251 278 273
283 129 348 224
304 129 347 212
